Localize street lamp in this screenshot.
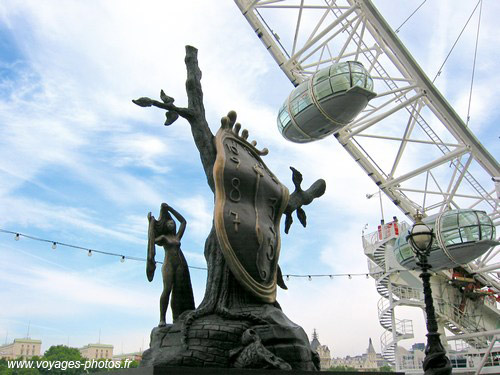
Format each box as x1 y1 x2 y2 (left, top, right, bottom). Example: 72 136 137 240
407 213 452 375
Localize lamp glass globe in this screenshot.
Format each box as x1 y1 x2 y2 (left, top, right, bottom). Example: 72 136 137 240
411 223 432 252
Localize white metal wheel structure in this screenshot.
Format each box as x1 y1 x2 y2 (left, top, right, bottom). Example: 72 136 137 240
234 0 499 373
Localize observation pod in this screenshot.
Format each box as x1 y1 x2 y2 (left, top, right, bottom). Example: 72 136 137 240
394 209 497 271
277 61 376 143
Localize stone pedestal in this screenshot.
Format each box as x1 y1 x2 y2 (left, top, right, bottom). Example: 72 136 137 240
141 304 318 370
105 367 402 375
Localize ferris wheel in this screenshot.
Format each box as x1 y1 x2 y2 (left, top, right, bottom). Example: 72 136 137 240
234 0 499 371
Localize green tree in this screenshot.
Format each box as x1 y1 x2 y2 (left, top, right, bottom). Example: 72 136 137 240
85 359 109 373
379 365 394 372
0 357 40 375
0 358 13 375
128 360 139 368
328 365 359 372
12 369 39 375
39 346 85 375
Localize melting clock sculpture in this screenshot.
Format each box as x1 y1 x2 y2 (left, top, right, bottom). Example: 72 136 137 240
133 46 326 371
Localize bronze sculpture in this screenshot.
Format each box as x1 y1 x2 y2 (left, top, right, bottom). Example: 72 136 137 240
134 46 326 370
147 203 195 325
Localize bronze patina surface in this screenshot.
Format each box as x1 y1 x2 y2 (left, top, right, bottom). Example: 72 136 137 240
133 46 325 371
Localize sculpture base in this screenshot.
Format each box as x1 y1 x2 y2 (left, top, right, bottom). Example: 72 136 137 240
141 304 318 370
105 367 402 375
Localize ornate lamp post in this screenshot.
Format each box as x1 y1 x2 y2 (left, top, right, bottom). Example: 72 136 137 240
407 213 452 375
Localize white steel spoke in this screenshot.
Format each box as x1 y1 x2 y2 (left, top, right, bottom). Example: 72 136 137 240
388 101 421 178
472 262 500 274
248 0 264 10
428 171 449 206
441 154 474 213
380 147 469 189
478 247 500 269
354 133 461 148
348 88 418 130
305 8 330 45
313 45 327 73
366 47 382 74
375 84 419 99
346 92 424 138
298 15 358 67
258 5 352 10
291 0 305 56
482 249 500 267
422 171 429 212
288 5 358 65
397 188 487 202
354 18 367 61
334 16 363 64
469 189 497 209
253 0 283 7
301 46 379 69
371 76 414 83
297 20 351 67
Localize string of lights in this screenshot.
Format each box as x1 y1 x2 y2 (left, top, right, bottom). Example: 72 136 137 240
1 228 388 279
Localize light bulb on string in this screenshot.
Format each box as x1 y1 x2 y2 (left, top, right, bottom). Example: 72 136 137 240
2 228 379 278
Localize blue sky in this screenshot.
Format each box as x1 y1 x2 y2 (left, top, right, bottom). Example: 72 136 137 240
0 0 498 358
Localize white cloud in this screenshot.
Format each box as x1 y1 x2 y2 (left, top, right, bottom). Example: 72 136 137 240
0 197 145 244
0 248 157 317
176 195 214 242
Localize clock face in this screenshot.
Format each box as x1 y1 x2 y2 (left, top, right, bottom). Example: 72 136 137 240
213 127 289 303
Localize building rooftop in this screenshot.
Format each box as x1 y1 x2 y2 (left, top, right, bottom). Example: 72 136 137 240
0 338 42 348
13 338 42 344
80 343 113 349
310 329 320 351
367 338 376 354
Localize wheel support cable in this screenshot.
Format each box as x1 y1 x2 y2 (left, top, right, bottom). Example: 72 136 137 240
466 0 483 126
394 0 427 33
432 0 481 83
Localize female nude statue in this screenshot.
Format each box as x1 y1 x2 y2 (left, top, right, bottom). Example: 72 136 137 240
147 203 195 326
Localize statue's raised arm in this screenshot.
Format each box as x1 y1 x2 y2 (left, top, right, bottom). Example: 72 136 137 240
165 204 187 240
133 46 217 191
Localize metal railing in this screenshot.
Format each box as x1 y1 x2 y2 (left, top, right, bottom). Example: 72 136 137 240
367 258 384 275
392 285 423 302
381 318 414 349
434 297 486 335
399 347 500 372
377 286 423 313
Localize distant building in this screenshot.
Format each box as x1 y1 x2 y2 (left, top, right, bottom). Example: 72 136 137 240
112 351 142 362
330 338 389 370
0 338 42 360
397 344 425 370
364 337 378 368
79 343 113 360
411 343 425 352
310 329 331 370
